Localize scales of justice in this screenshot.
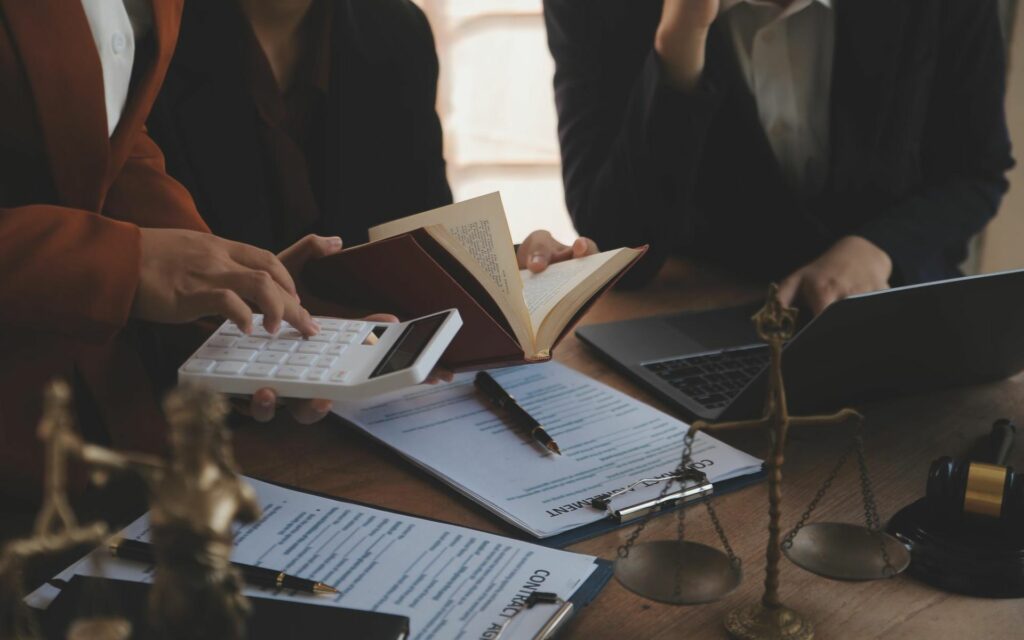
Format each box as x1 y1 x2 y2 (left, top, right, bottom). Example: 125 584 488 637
612 285 911 639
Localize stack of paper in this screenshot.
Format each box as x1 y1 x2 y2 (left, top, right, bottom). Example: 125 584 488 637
334 362 763 539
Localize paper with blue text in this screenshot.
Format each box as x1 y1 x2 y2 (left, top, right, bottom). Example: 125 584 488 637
26 478 604 640
333 362 763 538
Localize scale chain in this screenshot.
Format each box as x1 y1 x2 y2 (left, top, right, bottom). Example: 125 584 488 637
672 432 696 600
781 430 898 578
704 498 739 567
854 435 897 577
616 431 698 560
781 436 858 550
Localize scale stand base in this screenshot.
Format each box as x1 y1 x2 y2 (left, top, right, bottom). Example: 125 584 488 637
724 603 814 640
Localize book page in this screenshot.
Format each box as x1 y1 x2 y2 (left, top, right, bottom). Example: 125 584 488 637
369 193 523 301
521 250 622 331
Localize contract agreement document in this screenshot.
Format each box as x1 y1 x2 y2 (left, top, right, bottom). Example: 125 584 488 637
27 479 609 640
333 362 763 540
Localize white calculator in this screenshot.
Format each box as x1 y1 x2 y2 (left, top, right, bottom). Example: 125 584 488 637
179 309 462 401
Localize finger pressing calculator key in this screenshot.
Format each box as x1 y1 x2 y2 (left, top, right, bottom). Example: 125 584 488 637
178 310 462 402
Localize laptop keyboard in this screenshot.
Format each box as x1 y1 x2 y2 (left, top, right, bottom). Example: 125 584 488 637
643 346 770 410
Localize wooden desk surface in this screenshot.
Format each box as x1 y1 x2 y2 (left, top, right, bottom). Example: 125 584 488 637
6 260 1018 638
231 259 1024 639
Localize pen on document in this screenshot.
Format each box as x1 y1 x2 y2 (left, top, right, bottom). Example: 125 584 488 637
110 538 339 595
474 371 562 455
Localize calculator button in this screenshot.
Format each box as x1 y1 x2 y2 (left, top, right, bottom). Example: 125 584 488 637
318 319 344 331
331 370 349 383
220 324 243 336
215 361 246 375
338 332 359 344
305 368 328 381
197 347 229 360
275 366 307 379
197 347 255 362
324 344 348 356
279 329 304 340
346 321 366 330
256 352 287 365
207 335 236 348
266 340 297 352
309 331 337 343
287 353 317 366
315 355 337 368
245 363 275 377
250 326 275 339
184 359 215 373
297 342 327 354
236 337 269 350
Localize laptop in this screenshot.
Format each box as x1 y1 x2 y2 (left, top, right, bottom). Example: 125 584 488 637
576 269 1024 422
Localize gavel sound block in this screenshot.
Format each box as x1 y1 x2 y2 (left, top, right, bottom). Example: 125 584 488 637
888 419 1024 598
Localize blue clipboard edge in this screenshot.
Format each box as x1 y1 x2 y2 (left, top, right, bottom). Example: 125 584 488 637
564 558 614 629
251 476 614 632
538 468 767 549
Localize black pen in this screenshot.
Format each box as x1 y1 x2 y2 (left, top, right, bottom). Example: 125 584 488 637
474 371 562 455
110 538 339 595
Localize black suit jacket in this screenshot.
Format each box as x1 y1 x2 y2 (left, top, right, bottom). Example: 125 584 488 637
148 0 452 252
544 0 1014 286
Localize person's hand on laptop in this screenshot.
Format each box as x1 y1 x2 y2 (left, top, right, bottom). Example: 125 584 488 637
778 236 892 316
518 230 599 273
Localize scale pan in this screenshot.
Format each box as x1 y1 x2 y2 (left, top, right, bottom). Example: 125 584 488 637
783 522 910 581
614 540 741 604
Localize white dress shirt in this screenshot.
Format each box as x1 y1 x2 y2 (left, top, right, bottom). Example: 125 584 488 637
80 0 153 137
722 0 835 197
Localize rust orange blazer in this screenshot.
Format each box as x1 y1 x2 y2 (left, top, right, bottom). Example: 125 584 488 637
0 0 209 501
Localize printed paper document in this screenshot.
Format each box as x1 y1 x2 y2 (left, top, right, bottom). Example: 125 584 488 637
26 479 604 640
333 362 763 538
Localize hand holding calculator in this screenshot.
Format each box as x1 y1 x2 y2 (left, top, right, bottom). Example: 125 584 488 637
179 310 462 401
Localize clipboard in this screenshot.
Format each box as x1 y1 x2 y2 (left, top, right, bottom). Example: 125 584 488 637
28 477 614 640
535 469 765 549
253 477 615 638
330 361 767 548
329 415 764 549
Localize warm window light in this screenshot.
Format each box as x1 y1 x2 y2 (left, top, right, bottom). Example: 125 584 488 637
414 0 578 245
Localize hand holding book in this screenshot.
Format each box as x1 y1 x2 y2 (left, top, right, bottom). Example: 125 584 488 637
518 230 600 273
302 193 646 369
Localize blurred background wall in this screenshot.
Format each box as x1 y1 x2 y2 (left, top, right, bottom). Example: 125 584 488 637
982 0 1024 272
416 0 575 245
416 0 1024 271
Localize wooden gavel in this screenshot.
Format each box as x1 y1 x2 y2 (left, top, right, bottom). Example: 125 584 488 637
927 419 1023 526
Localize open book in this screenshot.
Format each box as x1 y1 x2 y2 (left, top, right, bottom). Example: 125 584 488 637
303 193 646 368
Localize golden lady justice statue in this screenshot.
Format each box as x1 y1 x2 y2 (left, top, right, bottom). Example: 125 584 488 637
0 381 134 640
144 387 261 640
0 382 260 640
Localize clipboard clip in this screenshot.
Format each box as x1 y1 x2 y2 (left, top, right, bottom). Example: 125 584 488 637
591 469 713 524
490 591 574 640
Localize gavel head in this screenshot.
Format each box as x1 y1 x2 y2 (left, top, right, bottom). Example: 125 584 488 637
927 457 1023 527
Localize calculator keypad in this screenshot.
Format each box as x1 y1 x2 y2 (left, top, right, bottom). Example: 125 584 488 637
185 316 374 386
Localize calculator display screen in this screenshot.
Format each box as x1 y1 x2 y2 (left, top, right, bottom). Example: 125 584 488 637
370 313 447 378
